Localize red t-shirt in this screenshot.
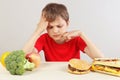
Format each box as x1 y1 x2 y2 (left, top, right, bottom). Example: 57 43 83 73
34 33 87 61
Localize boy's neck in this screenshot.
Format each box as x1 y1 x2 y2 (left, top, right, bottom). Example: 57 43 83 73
55 38 66 44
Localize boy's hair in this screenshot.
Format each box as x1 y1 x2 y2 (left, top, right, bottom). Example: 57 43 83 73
42 3 69 22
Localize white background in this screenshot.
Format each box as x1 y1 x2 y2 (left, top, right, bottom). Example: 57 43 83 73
0 0 120 61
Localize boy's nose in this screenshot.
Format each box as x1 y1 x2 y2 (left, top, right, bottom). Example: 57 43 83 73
53 27 59 33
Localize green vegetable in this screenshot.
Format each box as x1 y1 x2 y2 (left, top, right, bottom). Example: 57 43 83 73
5 50 35 75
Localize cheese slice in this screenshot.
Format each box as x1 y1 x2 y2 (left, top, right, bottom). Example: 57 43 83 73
92 64 120 76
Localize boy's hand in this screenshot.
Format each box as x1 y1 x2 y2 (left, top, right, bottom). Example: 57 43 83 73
62 30 82 42
36 14 48 32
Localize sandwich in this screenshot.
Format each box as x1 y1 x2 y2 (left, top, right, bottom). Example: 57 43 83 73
68 58 91 74
91 58 120 76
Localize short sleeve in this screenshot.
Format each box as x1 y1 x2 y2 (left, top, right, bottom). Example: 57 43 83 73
77 37 87 53
34 34 46 52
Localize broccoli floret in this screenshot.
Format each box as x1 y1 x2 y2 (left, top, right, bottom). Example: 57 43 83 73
5 50 35 75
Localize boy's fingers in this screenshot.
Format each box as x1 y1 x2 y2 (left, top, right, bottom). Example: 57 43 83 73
62 32 69 37
65 37 71 42
62 32 69 41
62 32 73 42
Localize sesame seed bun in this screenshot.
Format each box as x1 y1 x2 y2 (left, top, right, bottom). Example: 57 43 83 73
68 58 91 74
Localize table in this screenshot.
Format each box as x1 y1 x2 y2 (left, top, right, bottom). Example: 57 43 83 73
0 62 120 80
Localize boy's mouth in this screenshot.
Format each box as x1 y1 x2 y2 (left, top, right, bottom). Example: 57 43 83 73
53 34 61 37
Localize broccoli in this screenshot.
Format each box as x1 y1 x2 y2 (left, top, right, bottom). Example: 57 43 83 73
5 50 35 75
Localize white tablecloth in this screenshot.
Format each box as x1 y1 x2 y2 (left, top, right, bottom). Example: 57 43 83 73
0 62 120 80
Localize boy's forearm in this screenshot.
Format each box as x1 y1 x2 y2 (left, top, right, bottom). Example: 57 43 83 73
22 28 44 53
79 32 104 58
22 13 49 53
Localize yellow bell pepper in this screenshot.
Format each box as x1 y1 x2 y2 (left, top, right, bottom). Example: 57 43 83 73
0 51 10 67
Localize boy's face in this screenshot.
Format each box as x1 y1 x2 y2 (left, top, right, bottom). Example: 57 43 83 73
47 16 69 43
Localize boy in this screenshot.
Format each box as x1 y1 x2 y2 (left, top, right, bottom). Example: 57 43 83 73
23 3 104 65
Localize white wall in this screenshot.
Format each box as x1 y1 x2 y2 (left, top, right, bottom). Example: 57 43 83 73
0 0 120 61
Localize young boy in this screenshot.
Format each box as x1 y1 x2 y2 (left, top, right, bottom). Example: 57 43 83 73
23 3 104 63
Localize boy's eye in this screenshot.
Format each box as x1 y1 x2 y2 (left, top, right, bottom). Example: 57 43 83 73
57 26 62 28
48 26 53 29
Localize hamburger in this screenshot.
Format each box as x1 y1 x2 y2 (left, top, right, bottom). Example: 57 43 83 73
91 58 120 76
68 58 91 74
